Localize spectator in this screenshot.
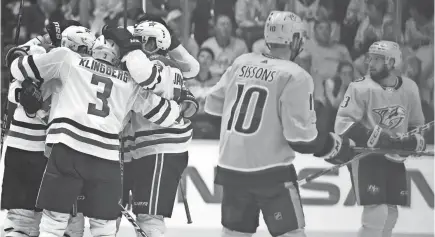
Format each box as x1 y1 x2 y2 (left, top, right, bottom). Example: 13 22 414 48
404 0 433 50
166 9 199 58
323 61 354 131
201 13 248 80
186 47 221 139
234 0 276 50
353 0 399 56
306 0 340 43
403 56 422 84
305 20 352 102
284 0 319 22
21 0 65 41
191 0 212 46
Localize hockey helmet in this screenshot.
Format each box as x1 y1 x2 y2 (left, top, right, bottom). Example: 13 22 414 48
368 40 402 69
92 35 121 66
133 21 171 53
61 26 96 54
264 11 306 46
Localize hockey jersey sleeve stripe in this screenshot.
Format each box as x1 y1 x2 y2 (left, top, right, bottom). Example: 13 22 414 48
143 97 166 120
134 136 192 153
154 100 172 125
138 66 159 88
17 57 30 80
12 118 48 130
27 55 44 85
8 130 46 141
48 127 119 150
135 123 192 137
48 117 119 139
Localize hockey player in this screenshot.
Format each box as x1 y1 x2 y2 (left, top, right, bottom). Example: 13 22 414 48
8 27 185 237
136 13 200 79
204 11 356 237
334 40 426 237
120 21 198 237
1 22 93 237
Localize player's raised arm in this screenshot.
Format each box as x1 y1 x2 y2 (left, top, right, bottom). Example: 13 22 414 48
168 45 200 79
132 90 181 128
204 66 232 116
102 26 162 90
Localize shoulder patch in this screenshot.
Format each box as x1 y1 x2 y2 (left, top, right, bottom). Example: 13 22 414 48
354 76 365 82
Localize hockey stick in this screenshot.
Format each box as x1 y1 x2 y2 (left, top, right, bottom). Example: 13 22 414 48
1 0 24 155
352 147 434 157
294 121 434 186
118 200 149 237
179 177 192 224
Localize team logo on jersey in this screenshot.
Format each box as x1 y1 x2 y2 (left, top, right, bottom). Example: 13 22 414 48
372 105 406 129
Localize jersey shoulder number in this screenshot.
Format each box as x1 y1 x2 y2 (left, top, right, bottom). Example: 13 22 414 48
227 84 268 135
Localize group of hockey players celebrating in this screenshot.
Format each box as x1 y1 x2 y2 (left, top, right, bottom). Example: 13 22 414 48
0 8 430 237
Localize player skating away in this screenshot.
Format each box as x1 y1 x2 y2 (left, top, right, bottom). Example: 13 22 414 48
119 21 198 237
9 28 183 237
204 11 355 237
1 22 93 237
334 41 426 237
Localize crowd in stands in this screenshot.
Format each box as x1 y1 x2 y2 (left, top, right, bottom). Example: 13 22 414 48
1 0 434 142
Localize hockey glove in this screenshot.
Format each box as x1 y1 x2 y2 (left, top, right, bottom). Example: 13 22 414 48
315 133 355 165
178 87 198 118
5 46 28 68
20 78 43 116
46 20 82 46
102 26 142 57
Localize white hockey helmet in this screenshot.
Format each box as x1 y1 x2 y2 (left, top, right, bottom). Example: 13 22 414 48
264 11 306 46
92 35 120 66
134 21 171 53
61 26 96 54
368 40 402 69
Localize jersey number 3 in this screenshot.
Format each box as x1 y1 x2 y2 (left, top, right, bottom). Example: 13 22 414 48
87 74 113 118
227 84 268 135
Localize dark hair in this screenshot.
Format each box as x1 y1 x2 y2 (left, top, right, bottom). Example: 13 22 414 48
214 13 232 24
365 0 388 16
198 47 215 60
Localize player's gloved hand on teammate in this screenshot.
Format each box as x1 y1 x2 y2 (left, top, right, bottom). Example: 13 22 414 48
177 86 198 118
315 133 355 165
20 78 43 116
102 25 142 57
5 44 49 68
46 20 82 46
5 46 28 67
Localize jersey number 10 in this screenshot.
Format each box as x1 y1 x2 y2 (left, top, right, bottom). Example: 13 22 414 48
87 74 114 118
227 84 268 135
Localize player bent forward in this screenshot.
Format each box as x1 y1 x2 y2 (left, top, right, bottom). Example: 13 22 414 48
205 11 355 237
9 28 183 236
335 41 426 237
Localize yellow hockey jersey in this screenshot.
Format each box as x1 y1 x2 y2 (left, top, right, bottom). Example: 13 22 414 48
335 76 425 138
10 47 181 161
205 52 317 185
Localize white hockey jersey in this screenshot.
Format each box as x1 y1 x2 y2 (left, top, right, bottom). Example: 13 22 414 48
130 63 193 158
4 44 55 152
10 47 181 161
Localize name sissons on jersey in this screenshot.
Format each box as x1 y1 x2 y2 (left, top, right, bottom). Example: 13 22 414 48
79 58 130 83
238 65 277 82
